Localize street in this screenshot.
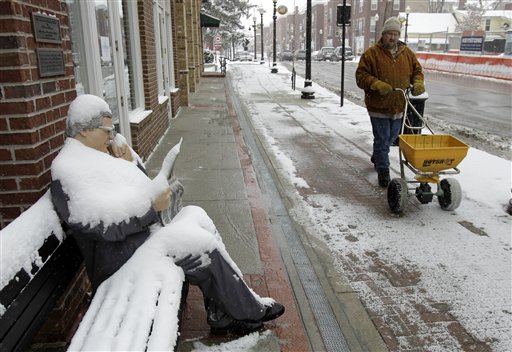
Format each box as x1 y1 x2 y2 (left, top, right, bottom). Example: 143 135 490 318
226 62 511 352
282 60 512 159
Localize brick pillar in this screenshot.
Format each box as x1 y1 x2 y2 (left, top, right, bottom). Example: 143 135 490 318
196 0 204 77
192 0 200 84
0 0 76 227
185 2 196 92
175 0 190 105
137 0 158 111
170 0 182 116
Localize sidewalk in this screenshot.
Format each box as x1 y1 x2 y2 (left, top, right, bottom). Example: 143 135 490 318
144 76 309 351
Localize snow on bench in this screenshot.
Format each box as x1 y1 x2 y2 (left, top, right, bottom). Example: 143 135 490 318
0 191 65 295
69 205 223 351
0 191 82 351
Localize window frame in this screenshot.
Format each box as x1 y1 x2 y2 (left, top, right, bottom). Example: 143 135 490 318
154 0 176 102
68 0 150 146
123 0 145 113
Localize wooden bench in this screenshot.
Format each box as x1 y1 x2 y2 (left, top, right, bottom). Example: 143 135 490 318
0 191 187 351
0 192 83 351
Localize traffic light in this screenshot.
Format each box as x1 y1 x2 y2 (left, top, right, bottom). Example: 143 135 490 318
337 4 351 26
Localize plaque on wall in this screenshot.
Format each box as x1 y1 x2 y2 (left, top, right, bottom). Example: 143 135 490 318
32 12 62 44
36 48 65 77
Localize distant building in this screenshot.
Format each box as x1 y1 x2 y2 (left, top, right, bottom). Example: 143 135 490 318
269 0 511 56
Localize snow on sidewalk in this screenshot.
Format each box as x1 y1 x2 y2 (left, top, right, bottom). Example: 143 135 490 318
228 61 511 351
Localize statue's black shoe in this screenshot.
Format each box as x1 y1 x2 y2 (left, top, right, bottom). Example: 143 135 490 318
261 302 285 322
210 320 263 336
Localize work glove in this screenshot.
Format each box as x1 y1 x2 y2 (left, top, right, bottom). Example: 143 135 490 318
174 253 203 272
412 79 425 96
371 80 393 96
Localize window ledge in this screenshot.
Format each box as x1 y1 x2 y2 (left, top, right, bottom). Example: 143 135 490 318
129 108 153 124
158 95 169 105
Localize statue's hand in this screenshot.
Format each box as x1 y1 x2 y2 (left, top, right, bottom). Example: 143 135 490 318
152 187 172 212
110 143 133 161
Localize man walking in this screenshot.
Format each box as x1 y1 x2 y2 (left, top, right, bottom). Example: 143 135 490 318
356 17 424 187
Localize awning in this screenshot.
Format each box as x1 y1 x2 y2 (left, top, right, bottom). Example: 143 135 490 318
201 12 220 27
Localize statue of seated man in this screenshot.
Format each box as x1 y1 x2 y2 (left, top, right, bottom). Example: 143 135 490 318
50 94 284 336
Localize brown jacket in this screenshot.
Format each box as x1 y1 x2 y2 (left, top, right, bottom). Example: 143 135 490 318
356 41 424 116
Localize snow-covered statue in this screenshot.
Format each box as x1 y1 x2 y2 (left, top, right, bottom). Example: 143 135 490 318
50 95 284 348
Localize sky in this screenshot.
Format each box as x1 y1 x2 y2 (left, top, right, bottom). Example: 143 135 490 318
1 57 510 350
245 0 311 27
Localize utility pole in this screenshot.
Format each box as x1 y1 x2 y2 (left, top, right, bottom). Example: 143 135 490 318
300 0 315 99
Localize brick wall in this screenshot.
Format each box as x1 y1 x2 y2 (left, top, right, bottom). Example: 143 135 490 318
131 102 169 160
312 4 325 50
137 0 158 111
175 0 190 106
0 2 89 348
0 0 75 227
170 90 181 117
169 0 181 117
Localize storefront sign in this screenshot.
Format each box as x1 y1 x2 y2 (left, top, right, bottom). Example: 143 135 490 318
36 48 65 77
460 31 484 52
32 12 61 44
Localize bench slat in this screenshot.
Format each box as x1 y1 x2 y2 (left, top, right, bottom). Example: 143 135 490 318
0 237 82 352
0 234 60 309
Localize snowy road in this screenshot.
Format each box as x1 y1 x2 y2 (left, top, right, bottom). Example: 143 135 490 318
283 60 512 159
228 62 511 351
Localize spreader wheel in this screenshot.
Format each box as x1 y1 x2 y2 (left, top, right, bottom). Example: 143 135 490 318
438 178 462 211
387 178 409 213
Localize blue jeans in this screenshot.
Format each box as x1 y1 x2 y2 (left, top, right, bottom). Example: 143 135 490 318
370 117 402 172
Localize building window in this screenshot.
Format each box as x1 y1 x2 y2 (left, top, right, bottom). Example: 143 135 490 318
154 0 176 101
371 0 377 11
66 0 146 145
371 16 377 33
485 19 491 31
121 0 143 112
359 0 364 13
68 1 89 95
393 1 400 10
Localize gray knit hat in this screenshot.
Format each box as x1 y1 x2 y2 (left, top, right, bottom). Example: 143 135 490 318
381 17 401 34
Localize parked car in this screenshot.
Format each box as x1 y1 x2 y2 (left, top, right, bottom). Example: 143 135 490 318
279 50 294 61
332 46 354 61
294 49 306 61
236 51 253 62
312 50 323 61
319 46 335 61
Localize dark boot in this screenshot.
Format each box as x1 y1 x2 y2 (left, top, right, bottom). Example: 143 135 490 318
378 169 390 187
210 320 263 336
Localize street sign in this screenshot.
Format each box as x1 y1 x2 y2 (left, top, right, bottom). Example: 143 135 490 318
460 31 484 53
